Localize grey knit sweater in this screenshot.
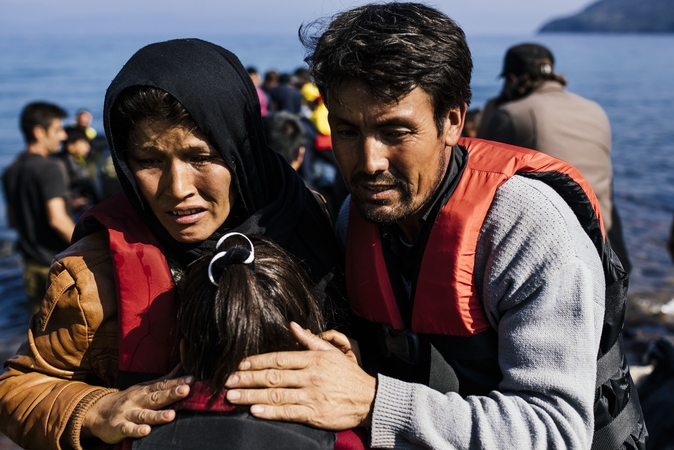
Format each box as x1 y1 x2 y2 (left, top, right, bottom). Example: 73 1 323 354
337 175 605 450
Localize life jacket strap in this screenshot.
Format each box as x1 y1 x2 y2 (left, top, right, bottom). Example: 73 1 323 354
591 377 643 450
379 325 421 365
596 337 625 389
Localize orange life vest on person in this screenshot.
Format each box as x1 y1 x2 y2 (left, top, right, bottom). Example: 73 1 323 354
80 192 178 386
345 137 604 335
345 138 645 450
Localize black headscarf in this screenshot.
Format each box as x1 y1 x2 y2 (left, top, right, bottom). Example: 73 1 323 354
97 39 343 310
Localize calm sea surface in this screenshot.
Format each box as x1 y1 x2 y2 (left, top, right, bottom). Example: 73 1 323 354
1 32 674 359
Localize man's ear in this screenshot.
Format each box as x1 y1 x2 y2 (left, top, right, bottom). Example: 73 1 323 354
443 102 467 147
32 125 46 143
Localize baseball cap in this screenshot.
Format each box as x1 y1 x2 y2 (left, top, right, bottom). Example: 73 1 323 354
500 43 555 77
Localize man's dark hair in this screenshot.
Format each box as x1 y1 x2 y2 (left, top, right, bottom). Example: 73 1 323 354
110 86 198 156
179 233 324 401
263 112 305 165
500 43 567 101
300 2 472 134
20 102 67 144
246 66 258 76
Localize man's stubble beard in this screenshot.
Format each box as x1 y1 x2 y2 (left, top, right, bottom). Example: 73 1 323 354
350 150 448 226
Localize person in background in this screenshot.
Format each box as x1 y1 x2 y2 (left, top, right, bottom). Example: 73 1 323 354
263 111 306 172
262 69 279 96
2 102 75 312
67 109 97 140
223 4 646 449
51 127 100 219
86 134 124 200
461 108 481 138
0 39 344 450
132 232 366 450
300 82 348 221
268 73 303 114
479 43 631 272
246 66 268 117
301 83 331 149
293 67 312 91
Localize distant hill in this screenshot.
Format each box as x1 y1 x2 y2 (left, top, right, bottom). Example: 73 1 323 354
540 0 674 33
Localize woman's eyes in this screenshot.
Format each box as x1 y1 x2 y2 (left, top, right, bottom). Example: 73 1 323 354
191 155 214 163
133 155 217 168
136 158 162 168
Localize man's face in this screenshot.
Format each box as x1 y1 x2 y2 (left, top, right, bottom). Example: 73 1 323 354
77 111 92 128
39 118 67 153
127 121 236 244
327 80 464 236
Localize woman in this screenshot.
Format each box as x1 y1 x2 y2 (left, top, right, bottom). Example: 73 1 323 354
0 39 344 450
132 232 365 450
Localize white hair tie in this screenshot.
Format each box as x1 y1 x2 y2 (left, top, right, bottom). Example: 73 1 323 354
208 232 255 286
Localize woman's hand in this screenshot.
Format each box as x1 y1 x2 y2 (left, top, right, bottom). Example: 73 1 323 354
81 366 193 444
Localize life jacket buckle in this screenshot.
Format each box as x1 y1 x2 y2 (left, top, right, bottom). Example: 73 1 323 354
379 324 420 365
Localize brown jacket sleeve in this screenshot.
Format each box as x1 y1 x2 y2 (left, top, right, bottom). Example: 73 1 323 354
0 230 120 450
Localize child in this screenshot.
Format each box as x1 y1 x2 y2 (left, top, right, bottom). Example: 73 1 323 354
133 233 366 450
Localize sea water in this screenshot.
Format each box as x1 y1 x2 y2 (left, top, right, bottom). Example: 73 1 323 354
1 32 674 357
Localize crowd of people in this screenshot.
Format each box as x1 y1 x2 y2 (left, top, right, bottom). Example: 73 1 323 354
0 2 665 449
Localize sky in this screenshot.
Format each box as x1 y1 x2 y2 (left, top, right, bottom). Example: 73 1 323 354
1 0 594 36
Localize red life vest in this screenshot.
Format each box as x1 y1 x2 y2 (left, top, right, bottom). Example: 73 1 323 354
80 192 178 381
172 381 368 450
344 138 646 450
345 137 604 335
80 193 178 450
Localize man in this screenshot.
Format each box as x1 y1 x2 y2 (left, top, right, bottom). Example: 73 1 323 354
224 4 646 449
479 43 631 272
2 102 75 312
67 108 97 140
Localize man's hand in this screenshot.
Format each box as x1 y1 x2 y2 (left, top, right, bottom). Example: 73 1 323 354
225 322 376 430
82 368 194 444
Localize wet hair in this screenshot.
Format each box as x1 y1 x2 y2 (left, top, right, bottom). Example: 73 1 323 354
110 86 199 157
263 112 306 165
20 102 67 144
179 233 324 398
300 2 472 134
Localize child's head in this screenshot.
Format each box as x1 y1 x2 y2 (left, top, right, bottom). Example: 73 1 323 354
179 233 324 394
65 127 91 158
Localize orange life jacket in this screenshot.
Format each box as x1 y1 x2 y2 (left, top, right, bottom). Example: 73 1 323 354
80 192 178 387
345 138 644 450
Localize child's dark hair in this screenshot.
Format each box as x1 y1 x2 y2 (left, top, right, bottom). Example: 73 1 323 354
178 233 325 398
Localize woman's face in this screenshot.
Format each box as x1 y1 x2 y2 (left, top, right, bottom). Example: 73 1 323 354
127 121 236 243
